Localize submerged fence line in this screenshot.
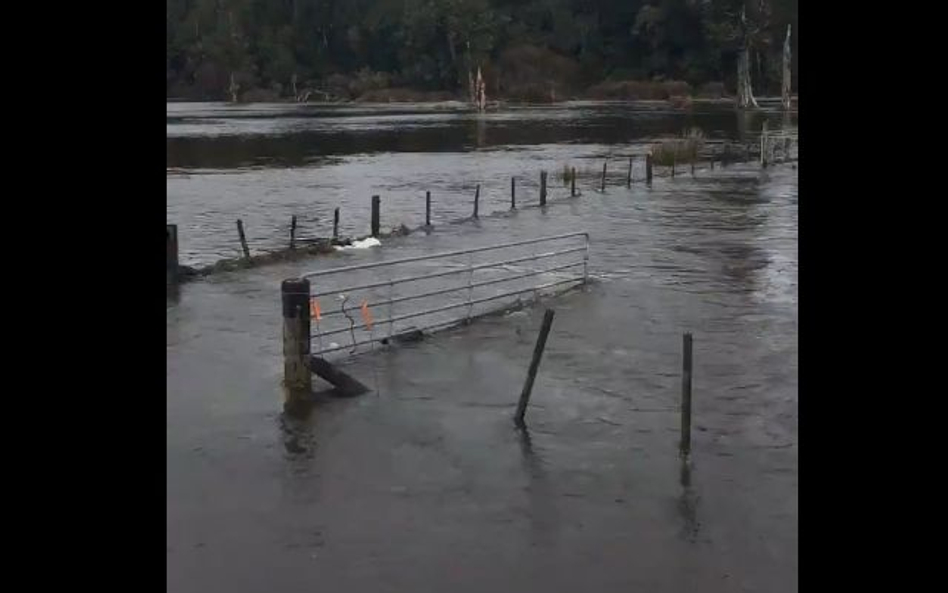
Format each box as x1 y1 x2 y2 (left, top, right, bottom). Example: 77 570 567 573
168 133 796 285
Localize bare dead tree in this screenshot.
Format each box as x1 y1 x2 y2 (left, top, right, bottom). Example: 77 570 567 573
782 24 792 110
736 7 758 109
228 72 240 103
475 67 487 112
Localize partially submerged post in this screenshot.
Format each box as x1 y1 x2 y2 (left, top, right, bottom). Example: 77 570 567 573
473 184 480 218
511 177 516 209
289 215 297 250
425 191 432 227
540 171 547 206
514 309 556 428
571 167 577 197
627 157 633 187
646 153 653 185
166 224 179 285
601 161 607 192
333 207 340 240
282 278 313 402
371 195 380 237
680 332 693 458
236 219 251 260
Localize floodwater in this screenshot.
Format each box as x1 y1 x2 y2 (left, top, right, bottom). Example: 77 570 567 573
168 101 793 266
167 102 797 592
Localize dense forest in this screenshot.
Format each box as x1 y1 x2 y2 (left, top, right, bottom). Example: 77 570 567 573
166 0 797 102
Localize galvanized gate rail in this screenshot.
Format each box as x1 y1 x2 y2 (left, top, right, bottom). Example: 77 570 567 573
301 231 589 356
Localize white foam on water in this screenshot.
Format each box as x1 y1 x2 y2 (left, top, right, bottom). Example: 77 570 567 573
334 237 382 251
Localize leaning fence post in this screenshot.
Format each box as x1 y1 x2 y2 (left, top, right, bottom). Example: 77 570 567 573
236 219 251 260
514 309 556 428
571 167 577 197
282 278 313 402
371 195 380 237
627 157 633 187
473 184 480 218
680 332 693 458
511 176 516 209
540 171 547 206
333 207 340 240
425 191 432 227
290 215 297 250
646 153 653 185
167 224 179 284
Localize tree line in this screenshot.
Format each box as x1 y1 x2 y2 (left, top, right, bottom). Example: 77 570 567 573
166 0 796 102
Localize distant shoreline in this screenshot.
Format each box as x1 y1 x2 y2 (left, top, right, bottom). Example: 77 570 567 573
166 95 796 109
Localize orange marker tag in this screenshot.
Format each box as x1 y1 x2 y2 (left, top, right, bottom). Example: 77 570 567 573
360 300 374 331
310 298 322 321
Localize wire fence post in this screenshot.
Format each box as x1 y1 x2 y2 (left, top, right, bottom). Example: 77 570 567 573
680 332 693 458
371 195 380 237
425 191 431 227
236 219 251 260
514 309 556 428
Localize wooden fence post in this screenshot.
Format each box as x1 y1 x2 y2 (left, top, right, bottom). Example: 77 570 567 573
282 278 313 402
